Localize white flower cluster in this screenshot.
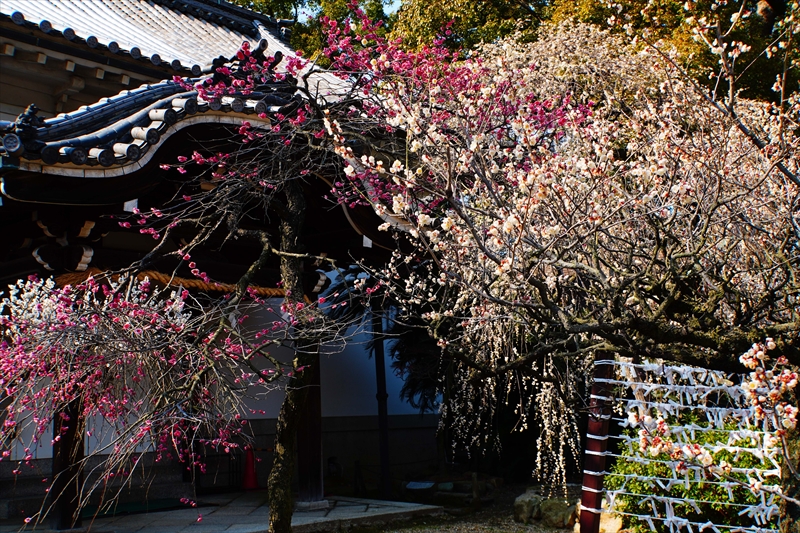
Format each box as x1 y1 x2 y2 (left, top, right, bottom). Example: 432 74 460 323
740 339 798 430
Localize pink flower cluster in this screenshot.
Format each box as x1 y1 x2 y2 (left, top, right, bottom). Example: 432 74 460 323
0 276 287 478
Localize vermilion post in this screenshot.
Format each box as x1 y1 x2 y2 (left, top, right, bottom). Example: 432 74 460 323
579 354 614 533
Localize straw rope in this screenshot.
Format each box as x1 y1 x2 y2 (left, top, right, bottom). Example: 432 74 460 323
55 267 311 302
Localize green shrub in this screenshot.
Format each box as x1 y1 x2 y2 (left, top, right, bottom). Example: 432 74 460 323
606 417 781 532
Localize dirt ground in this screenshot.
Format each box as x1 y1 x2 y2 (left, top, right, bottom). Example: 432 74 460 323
351 483 575 533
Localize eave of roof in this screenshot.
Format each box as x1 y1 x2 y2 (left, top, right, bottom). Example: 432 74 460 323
0 78 394 257
0 79 302 204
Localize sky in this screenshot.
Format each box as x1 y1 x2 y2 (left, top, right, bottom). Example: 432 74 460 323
298 0 401 22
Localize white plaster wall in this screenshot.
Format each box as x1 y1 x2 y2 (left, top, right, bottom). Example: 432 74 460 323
319 323 421 417
8 299 422 460
239 303 421 419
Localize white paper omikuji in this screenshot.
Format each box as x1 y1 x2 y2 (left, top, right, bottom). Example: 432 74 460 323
596 359 782 533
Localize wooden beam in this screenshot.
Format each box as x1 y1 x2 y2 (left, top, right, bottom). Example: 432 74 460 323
372 313 392 499
296 353 325 505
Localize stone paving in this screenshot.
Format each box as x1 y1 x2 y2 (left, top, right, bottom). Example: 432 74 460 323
0 494 441 533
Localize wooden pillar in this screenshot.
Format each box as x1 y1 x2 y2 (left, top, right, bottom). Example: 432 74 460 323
49 401 84 530
372 312 391 499
579 354 614 533
296 353 324 505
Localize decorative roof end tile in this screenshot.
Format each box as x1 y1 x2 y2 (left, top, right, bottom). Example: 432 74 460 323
113 143 140 161
60 146 88 165
89 148 115 167
2 134 24 156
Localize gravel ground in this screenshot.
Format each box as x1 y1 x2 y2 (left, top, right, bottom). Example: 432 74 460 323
351 484 573 533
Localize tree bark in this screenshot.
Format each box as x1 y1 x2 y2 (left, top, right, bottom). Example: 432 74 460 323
268 179 318 533
268 362 315 533
49 401 84 530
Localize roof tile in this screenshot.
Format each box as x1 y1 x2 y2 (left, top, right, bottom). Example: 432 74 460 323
0 0 268 71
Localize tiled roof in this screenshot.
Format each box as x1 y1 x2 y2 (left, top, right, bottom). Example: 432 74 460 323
0 0 351 192
0 73 300 178
0 0 290 75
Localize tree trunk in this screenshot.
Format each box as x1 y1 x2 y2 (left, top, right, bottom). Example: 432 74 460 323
268 179 318 533
49 401 84 530
268 361 316 533
781 389 800 533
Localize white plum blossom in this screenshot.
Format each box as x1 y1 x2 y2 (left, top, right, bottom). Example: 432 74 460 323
417 213 434 226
